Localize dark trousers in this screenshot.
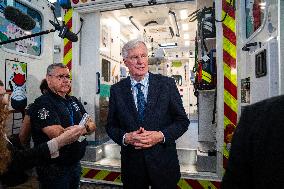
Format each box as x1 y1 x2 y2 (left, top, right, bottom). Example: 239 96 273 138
122 153 177 189
37 163 81 189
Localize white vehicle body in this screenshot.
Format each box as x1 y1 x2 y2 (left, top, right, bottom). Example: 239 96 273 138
0 0 54 103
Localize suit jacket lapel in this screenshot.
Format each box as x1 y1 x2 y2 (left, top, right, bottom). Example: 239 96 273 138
121 77 138 122
145 73 160 122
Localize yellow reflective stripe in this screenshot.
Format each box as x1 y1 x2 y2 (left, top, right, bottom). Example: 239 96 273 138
223 64 237 86
224 90 238 113
202 70 212 82
81 167 90 177
94 170 109 180
223 37 236 59
222 11 235 33
202 70 212 79
198 180 218 189
64 38 69 46
224 116 234 129
64 9 73 31
224 145 229 159
63 50 72 65
177 179 193 189
226 0 232 5
64 9 73 24
114 175 122 183
202 76 211 83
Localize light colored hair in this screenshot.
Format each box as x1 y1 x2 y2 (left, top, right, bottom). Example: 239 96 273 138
46 63 67 75
121 39 147 59
0 89 11 174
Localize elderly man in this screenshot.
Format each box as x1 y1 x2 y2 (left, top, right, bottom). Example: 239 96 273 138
106 39 189 189
30 63 96 189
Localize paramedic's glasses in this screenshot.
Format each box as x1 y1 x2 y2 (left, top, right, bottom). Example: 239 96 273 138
49 74 71 81
128 54 148 62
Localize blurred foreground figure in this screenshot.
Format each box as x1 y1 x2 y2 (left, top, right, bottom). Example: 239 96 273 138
221 95 284 189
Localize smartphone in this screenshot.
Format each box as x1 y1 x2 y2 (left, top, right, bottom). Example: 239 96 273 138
79 113 89 127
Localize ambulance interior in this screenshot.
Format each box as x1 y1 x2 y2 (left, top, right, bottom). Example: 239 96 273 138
81 0 221 179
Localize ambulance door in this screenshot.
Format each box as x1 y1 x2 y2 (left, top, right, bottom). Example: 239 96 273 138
72 11 101 142
238 0 279 106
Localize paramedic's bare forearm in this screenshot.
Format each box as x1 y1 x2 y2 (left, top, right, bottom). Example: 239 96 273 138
19 115 31 144
63 118 96 135
42 125 65 139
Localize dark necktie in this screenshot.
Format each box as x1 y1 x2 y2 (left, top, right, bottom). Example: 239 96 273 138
135 83 146 125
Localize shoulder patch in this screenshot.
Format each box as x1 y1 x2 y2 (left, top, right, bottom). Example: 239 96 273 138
71 102 80 112
38 108 49 120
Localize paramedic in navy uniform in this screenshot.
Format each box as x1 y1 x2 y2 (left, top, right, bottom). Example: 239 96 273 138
30 63 96 189
106 39 189 189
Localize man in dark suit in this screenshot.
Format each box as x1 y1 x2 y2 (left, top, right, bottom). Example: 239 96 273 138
106 39 189 189
221 95 284 189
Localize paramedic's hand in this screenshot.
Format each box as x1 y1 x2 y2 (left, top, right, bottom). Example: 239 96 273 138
85 117 96 134
124 127 144 145
133 129 164 149
57 126 85 148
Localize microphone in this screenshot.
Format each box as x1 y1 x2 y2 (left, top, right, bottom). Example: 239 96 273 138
4 6 36 31
49 20 78 42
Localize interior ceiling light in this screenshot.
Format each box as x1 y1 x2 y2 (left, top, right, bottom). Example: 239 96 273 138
179 9 188 20
182 23 189 31
184 41 190 46
120 16 131 25
259 2 266 9
183 33 189 39
159 42 177 48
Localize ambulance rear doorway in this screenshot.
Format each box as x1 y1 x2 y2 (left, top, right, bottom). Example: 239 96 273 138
74 0 221 181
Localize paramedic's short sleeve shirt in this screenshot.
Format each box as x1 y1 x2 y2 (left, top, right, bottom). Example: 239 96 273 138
30 92 86 145
26 103 34 116
30 92 88 165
